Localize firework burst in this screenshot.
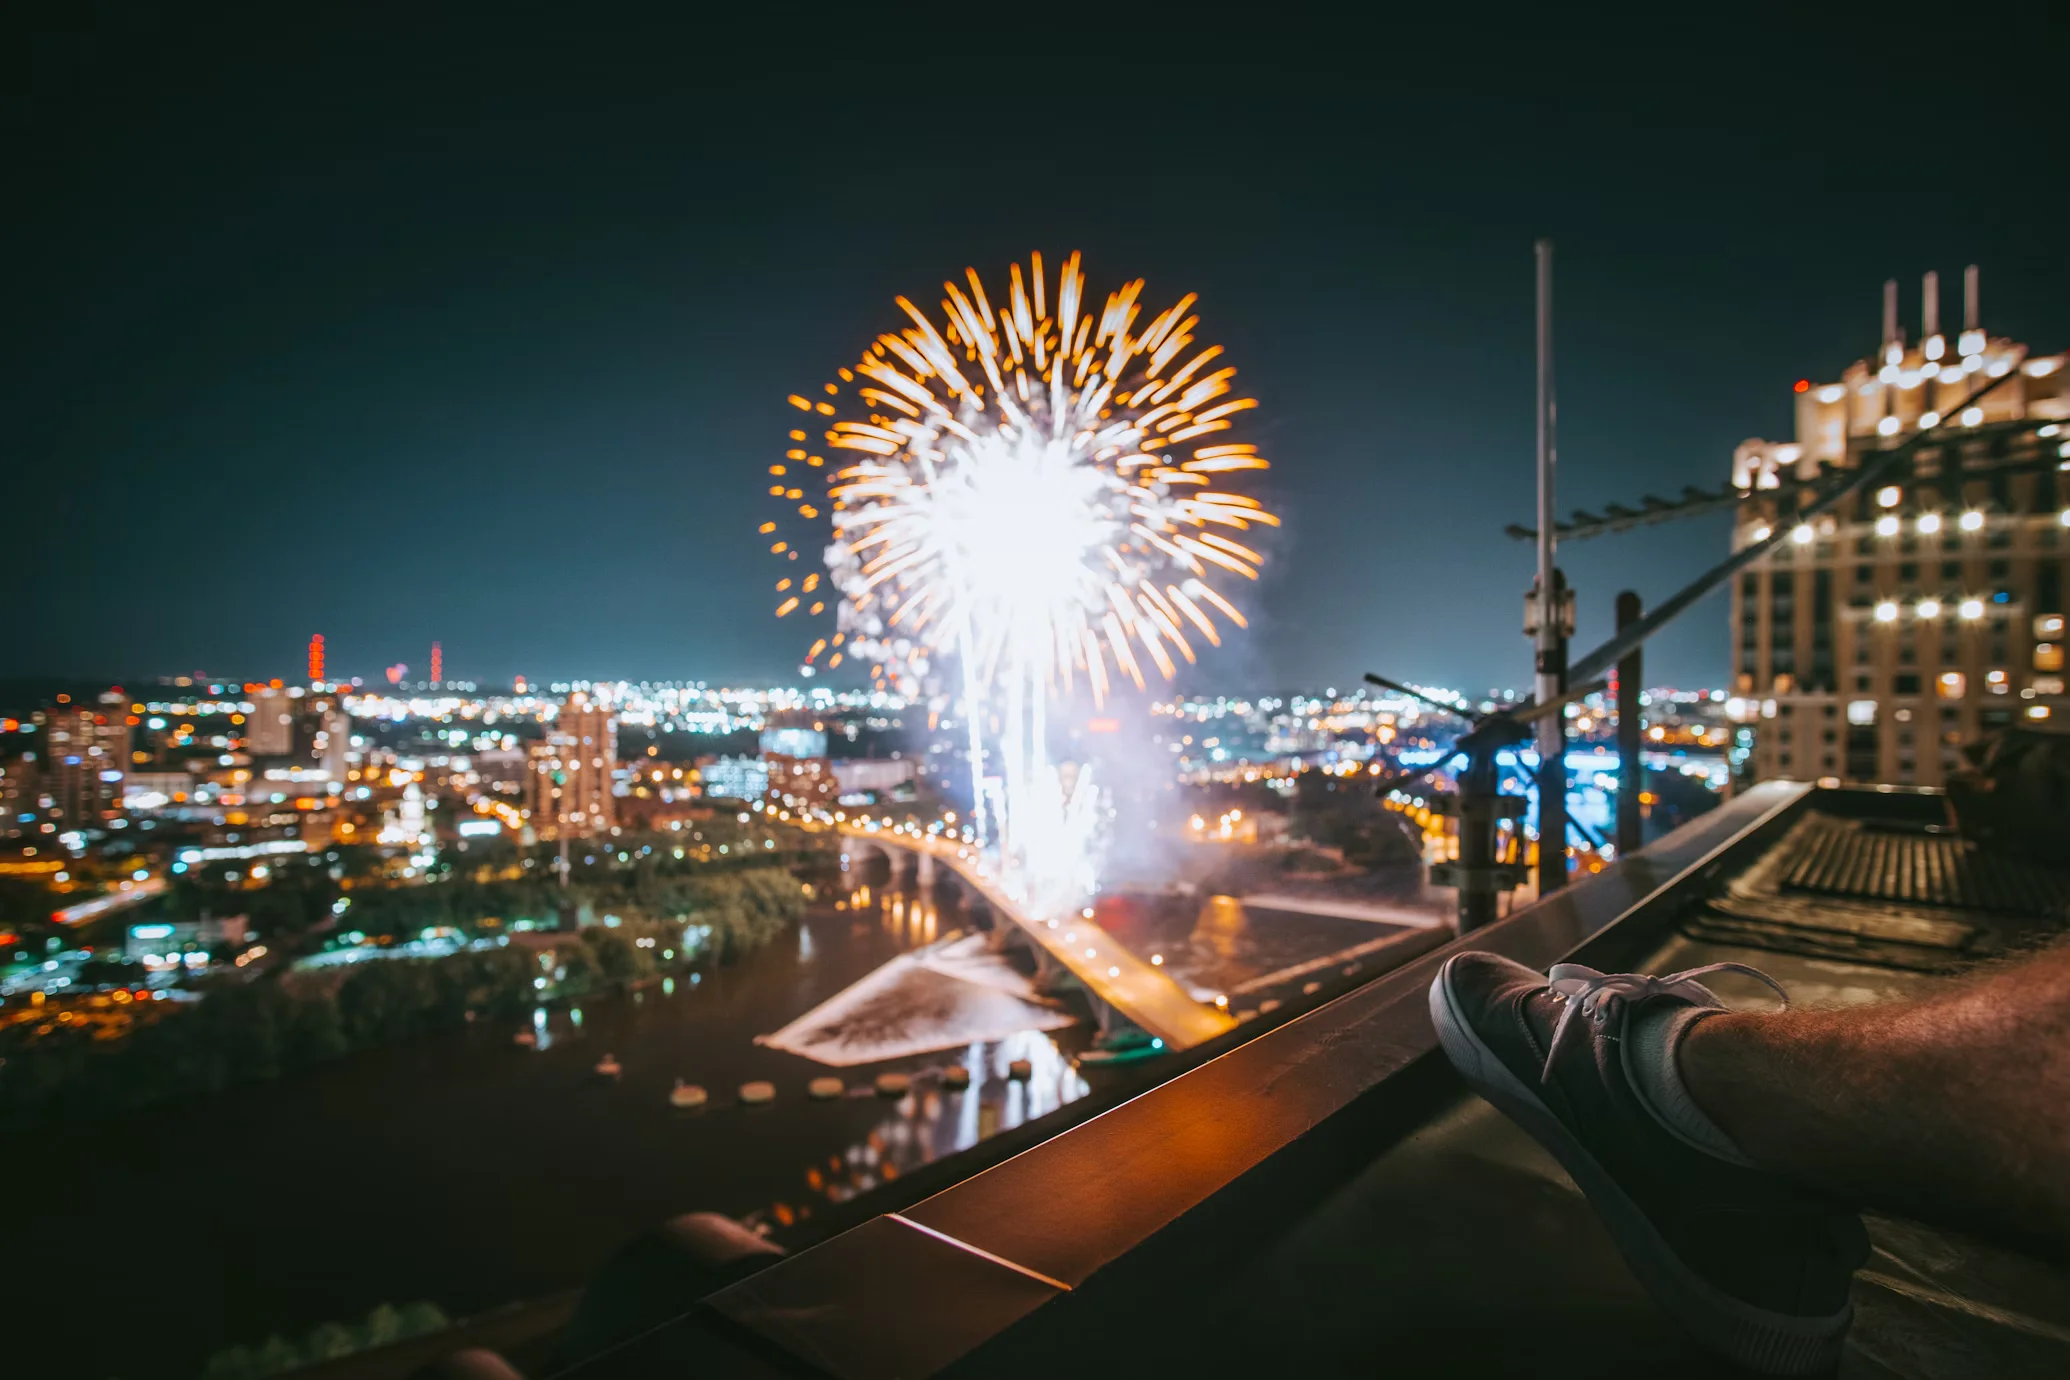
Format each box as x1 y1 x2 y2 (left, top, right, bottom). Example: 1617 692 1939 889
764 252 1275 906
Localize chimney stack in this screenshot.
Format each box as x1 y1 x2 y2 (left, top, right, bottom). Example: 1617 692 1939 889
1959 264 1984 357
1922 270 1940 339
1882 278 1899 351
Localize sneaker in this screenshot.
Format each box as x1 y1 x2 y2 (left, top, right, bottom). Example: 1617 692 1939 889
1428 951 1868 1375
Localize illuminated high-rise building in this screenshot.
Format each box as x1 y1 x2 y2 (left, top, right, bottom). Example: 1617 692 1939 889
698 755 769 802
430 641 442 684
525 691 616 838
249 686 297 756
306 694 352 780
308 634 325 683
42 702 129 824
1 758 35 838
1729 267 2068 786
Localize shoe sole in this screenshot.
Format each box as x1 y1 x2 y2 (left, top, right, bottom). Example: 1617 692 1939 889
1429 955 1850 1376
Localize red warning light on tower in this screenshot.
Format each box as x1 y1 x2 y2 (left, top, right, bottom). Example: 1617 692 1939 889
430 641 442 684
308 634 325 682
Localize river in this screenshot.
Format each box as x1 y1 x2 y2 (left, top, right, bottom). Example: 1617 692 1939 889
10 878 1090 1377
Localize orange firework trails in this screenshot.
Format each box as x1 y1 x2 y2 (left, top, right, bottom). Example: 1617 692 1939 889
764 251 1276 701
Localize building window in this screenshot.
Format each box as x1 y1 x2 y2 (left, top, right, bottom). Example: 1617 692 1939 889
1937 671 1966 699
1894 673 1922 695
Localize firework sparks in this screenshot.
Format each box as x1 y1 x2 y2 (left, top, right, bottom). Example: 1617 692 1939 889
776 251 1274 692
765 252 1275 911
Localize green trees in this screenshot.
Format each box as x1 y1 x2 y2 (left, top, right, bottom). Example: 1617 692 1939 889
202 1300 451 1378
0 948 536 1126
676 869 806 960
0 837 814 1128
581 926 649 984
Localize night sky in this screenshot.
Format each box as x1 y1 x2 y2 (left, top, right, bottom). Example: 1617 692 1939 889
10 13 2066 694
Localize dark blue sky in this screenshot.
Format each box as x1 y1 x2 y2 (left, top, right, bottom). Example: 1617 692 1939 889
10 12 2066 694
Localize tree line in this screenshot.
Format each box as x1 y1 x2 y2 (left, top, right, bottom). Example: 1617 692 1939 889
0 865 807 1128
202 1300 450 1378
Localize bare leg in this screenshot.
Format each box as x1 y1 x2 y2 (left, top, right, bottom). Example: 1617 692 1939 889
1680 941 2070 1256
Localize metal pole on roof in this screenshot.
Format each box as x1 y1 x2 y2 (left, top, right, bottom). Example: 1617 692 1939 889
1533 240 1569 894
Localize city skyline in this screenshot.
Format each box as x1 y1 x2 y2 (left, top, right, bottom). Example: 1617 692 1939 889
11 16 2068 691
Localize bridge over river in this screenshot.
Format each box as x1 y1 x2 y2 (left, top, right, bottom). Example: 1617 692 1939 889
824 822 1237 1052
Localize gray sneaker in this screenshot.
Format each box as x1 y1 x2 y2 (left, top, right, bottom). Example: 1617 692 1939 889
1429 951 1868 1375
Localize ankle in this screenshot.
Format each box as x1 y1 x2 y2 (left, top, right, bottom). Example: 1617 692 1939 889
1673 1009 1772 1159
1627 1004 1753 1166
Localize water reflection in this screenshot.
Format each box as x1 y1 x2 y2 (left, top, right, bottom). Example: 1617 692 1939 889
1192 893 1247 960
508 867 1090 1239
751 1028 1089 1230
882 887 939 946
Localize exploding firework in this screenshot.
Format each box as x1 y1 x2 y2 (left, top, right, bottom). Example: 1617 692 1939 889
764 252 1275 910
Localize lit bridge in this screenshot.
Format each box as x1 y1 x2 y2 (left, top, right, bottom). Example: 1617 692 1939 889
827 822 1237 1053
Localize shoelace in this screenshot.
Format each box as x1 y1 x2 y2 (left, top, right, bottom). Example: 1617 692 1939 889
1539 961 1788 1083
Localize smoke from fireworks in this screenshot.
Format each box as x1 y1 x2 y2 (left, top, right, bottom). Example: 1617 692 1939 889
765 252 1275 912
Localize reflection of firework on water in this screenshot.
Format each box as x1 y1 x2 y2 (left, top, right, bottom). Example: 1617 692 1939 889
764 252 1274 910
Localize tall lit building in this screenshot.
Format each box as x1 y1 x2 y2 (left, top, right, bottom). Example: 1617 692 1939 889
1730 268 2068 786
699 755 770 802
525 691 616 838
249 686 297 756
313 704 351 780
1 758 33 838
42 702 129 825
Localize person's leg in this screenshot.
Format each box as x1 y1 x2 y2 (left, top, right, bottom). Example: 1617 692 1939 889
1429 952 1870 1374
1678 940 2070 1256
